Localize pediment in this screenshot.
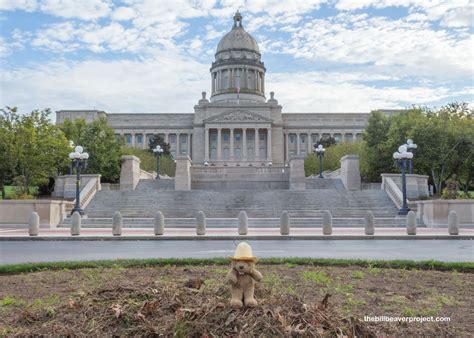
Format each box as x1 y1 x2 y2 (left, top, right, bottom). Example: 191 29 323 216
204 110 272 123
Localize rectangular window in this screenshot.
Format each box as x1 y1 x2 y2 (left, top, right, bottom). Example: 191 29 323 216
169 135 176 144
235 148 241 159
235 132 241 141
223 147 229 160
223 132 230 141
301 135 306 144
259 133 265 141
136 134 143 144
247 133 254 141
115 134 121 143
211 133 217 141
125 134 131 144
290 135 295 144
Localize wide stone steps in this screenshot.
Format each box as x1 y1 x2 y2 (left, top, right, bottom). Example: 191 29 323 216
84 189 399 219
59 217 409 228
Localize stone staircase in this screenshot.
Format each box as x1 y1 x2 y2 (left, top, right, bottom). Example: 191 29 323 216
58 180 411 228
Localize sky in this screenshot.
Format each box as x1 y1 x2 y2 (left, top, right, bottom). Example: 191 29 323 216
0 0 473 116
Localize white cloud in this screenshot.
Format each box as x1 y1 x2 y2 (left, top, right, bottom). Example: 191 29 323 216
110 6 135 21
267 71 456 112
0 52 210 115
0 0 38 12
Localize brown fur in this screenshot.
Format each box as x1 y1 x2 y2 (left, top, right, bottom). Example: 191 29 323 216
226 260 263 308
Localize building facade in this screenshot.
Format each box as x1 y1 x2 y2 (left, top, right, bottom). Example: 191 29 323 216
57 11 371 166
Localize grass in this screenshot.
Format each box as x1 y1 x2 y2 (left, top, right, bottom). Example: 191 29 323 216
0 257 473 275
0 186 38 199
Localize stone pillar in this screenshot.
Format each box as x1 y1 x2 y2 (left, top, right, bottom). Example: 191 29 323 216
175 155 192 190
204 128 209 161
71 211 81 236
448 210 459 235
112 211 122 236
165 133 169 144
261 73 265 94
238 211 248 235
131 132 135 147
187 133 191 156
196 211 206 235
254 128 259 161
230 128 234 160
296 133 300 155
280 210 290 235
307 132 312 154
267 128 272 161
212 72 215 93
120 155 141 190
285 133 289 164
176 133 181 156
154 211 165 235
407 211 417 235
29 211 39 236
217 129 222 161
340 155 361 190
289 155 305 190
242 128 247 161
322 210 332 235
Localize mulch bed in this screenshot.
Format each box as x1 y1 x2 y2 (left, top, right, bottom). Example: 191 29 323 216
0 264 472 336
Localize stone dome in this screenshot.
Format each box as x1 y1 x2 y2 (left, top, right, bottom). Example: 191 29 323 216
216 11 260 55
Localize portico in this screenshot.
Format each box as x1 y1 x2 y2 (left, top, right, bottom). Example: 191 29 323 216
204 124 272 165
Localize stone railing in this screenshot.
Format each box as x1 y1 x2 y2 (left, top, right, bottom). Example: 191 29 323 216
140 169 156 180
0 200 73 228
381 173 429 199
417 199 474 227
52 174 101 199
324 168 341 178
79 176 101 209
382 175 409 209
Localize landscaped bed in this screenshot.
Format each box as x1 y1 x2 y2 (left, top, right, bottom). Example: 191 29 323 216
0 259 472 336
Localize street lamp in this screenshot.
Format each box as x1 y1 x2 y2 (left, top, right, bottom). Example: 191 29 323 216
313 144 326 178
393 144 413 215
405 139 417 174
68 140 75 175
68 145 89 215
153 145 164 179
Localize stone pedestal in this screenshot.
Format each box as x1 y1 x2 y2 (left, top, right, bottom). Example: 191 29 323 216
175 156 192 190
340 155 361 190
289 156 305 190
120 155 141 191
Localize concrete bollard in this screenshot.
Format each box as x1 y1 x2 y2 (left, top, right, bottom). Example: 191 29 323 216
364 211 375 235
29 211 39 236
238 211 248 235
196 211 206 235
322 210 332 235
280 211 290 235
113 211 122 236
406 211 416 235
154 211 165 235
71 211 81 236
448 210 459 235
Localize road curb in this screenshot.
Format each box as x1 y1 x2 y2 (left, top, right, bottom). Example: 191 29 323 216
1 235 472 241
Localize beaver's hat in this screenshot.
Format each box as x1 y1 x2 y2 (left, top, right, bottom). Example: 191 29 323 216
230 242 257 262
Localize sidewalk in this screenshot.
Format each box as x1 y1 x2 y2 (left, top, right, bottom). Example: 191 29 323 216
1 227 473 240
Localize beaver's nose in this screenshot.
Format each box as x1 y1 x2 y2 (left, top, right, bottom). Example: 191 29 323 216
239 265 244 269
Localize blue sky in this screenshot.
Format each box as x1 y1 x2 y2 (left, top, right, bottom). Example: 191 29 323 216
0 0 473 115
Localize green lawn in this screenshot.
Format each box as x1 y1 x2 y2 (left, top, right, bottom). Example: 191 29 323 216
0 186 38 200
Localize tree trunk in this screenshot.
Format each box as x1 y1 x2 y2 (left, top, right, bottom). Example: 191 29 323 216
0 179 5 199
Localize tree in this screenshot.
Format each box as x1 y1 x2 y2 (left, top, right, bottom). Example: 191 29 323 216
60 118 123 182
1 107 70 195
314 136 336 149
362 111 392 182
148 134 171 155
122 147 176 177
0 107 19 198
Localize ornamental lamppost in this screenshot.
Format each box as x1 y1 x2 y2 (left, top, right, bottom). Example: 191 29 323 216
68 145 89 215
393 144 413 215
153 145 164 179
406 139 417 174
313 144 326 178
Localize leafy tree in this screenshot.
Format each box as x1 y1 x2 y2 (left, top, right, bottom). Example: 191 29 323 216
314 136 336 149
362 111 392 182
0 107 19 198
60 118 122 182
148 134 171 155
1 107 70 195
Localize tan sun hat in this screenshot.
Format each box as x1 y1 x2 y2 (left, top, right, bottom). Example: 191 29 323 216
230 242 257 262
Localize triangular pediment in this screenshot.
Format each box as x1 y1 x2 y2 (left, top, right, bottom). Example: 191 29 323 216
204 110 272 123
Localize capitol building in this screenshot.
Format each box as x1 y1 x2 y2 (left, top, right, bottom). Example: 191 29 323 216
57 11 371 166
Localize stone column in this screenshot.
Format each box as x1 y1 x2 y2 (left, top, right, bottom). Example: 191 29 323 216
187 133 191 156
261 73 265 94
176 133 181 156
204 128 209 161
254 128 259 161
217 128 222 161
296 133 300 155
340 155 361 190
165 133 169 144
267 128 272 161
229 128 234 160
307 132 312 154
242 128 247 161
212 72 215 93
131 133 136 147
285 133 289 163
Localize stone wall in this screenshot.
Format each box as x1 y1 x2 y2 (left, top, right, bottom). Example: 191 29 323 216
417 200 474 227
120 155 142 190
52 174 101 199
0 200 73 228
340 155 361 190
381 174 429 199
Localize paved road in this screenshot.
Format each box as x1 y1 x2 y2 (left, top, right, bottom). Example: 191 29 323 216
1 240 472 264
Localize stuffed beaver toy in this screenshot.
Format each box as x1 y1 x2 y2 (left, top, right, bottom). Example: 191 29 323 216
226 242 263 308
